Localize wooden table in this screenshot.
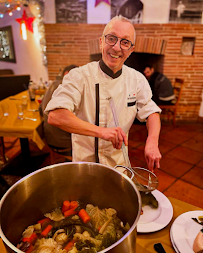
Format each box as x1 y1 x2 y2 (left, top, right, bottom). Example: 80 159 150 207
136 197 202 252
0 91 46 176
0 91 45 151
0 197 202 253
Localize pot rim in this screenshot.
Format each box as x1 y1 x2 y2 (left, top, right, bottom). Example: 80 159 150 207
0 162 142 253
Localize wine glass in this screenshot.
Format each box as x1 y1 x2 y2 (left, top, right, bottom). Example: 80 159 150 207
1 103 9 117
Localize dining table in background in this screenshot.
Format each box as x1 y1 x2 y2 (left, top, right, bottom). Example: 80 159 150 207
0 90 46 176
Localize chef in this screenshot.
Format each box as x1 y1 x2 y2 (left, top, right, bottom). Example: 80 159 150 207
45 15 162 171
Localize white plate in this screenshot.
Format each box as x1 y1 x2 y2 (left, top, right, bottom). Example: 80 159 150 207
170 224 180 253
137 190 173 233
171 210 203 253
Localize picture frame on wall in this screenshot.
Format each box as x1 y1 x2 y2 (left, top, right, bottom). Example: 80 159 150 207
0 26 16 63
111 0 143 23
169 0 203 24
55 0 87 23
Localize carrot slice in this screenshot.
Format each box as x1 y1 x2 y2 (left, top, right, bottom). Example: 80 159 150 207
70 201 78 210
22 232 37 244
64 209 77 218
62 200 71 213
41 224 53 237
78 209 91 223
26 244 34 253
37 217 50 225
64 240 75 252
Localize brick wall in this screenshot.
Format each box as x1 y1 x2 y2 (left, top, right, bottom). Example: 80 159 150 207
45 23 203 122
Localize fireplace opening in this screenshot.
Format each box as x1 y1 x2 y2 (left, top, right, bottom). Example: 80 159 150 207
90 52 164 74
125 52 164 74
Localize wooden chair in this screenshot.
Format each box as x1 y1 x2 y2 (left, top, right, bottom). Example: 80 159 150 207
0 137 7 164
0 137 10 170
50 148 72 165
159 78 184 127
0 69 14 76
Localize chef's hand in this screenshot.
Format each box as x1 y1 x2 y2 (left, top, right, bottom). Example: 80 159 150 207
100 127 127 149
145 136 162 172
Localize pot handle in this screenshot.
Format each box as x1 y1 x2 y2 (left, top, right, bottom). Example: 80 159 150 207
114 165 135 180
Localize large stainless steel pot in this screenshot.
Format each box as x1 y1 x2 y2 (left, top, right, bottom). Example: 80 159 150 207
0 162 141 253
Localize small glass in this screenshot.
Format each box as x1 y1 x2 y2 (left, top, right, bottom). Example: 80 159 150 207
32 110 39 119
16 103 24 116
22 95 28 111
28 87 36 101
1 103 9 116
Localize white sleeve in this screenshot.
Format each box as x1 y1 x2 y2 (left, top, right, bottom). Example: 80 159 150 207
44 68 84 114
136 75 161 122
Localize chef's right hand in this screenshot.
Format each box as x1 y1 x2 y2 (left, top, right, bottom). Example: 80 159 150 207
100 127 128 149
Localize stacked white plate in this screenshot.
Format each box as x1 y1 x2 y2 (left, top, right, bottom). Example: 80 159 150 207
170 210 203 253
170 223 181 253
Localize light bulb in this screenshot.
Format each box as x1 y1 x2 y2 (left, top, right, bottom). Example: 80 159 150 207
33 22 40 44
0 13 4 18
21 22 27 40
9 11 13 16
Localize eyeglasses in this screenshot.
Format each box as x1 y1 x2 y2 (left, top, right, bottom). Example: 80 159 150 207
104 34 134 50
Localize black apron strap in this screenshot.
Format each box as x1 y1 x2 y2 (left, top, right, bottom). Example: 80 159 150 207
95 83 99 163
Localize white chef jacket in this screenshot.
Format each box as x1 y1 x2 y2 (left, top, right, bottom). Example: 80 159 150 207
45 61 161 168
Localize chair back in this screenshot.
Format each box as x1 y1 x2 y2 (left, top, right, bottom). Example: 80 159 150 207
0 75 30 101
0 69 14 76
173 78 184 107
159 78 184 127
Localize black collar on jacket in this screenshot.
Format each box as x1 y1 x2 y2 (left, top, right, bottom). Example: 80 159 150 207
99 59 122 79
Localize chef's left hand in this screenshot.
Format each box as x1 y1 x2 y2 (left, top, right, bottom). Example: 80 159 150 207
144 136 162 172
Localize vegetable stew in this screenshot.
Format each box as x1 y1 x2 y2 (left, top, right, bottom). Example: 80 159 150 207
17 200 130 253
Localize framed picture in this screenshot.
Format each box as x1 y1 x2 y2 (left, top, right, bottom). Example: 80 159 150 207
111 0 143 23
0 26 16 63
55 0 87 23
169 0 203 24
